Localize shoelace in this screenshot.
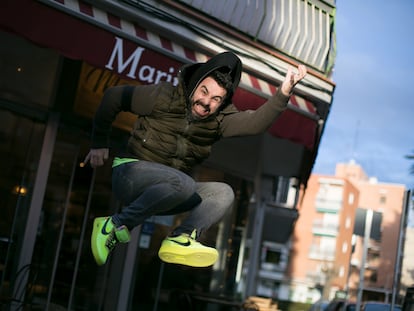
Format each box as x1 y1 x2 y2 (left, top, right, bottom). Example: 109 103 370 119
105 230 119 251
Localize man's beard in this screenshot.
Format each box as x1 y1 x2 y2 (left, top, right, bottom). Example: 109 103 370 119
194 99 211 112
188 99 212 121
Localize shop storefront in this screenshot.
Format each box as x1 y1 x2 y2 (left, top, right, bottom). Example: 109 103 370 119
0 0 333 310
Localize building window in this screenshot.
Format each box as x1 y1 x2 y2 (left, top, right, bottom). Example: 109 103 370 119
345 216 351 229
339 265 345 278
379 189 387 204
309 236 336 260
315 181 343 213
342 242 348 253
348 193 354 204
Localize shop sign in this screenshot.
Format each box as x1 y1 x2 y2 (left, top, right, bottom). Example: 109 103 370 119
74 37 182 131
105 37 179 86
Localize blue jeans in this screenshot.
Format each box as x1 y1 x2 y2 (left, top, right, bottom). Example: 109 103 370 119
110 160 234 236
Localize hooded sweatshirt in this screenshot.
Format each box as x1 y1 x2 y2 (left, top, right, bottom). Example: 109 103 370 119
91 51 290 173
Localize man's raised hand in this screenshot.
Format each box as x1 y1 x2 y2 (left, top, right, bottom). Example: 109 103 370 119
280 64 307 96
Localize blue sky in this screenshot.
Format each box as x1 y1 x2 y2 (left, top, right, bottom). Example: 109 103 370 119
313 1 414 190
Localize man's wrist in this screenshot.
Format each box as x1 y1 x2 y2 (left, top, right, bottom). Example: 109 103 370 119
280 82 292 96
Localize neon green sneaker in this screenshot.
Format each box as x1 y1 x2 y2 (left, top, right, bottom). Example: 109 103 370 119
158 230 218 267
91 217 130 266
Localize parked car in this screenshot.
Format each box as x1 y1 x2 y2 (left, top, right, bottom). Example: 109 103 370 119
362 302 402 311
402 286 414 311
325 299 356 311
308 300 330 311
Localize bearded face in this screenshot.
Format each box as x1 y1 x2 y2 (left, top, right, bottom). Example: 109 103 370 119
190 77 227 120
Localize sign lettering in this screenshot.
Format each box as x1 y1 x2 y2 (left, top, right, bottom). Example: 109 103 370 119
105 37 179 85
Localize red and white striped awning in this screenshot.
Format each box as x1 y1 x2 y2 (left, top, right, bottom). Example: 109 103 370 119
43 0 317 118
0 0 319 149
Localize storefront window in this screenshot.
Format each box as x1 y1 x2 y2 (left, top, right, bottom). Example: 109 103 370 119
15 121 128 310
0 109 45 306
0 31 60 109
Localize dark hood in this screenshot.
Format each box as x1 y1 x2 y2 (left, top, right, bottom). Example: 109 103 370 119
180 51 242 108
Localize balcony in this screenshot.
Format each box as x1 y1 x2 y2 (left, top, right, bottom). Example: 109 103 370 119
308 245 335 261
315 198 342 213
312 219 339 237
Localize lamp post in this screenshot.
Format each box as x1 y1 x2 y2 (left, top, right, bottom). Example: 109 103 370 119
356 209 373 311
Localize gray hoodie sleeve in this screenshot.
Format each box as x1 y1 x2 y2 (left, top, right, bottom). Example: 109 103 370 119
219 90 290 138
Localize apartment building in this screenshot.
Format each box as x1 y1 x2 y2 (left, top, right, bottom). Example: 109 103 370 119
289 169 359 302
288 161 406 303
338 162 406 302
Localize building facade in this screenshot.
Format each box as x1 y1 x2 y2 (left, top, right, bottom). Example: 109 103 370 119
339 162 406 302
289 170 359 302
0 0 336 310
288 161 407 304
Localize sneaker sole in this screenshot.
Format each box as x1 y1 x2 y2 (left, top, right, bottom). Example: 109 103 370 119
91 218 107 266
158 250 218 267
